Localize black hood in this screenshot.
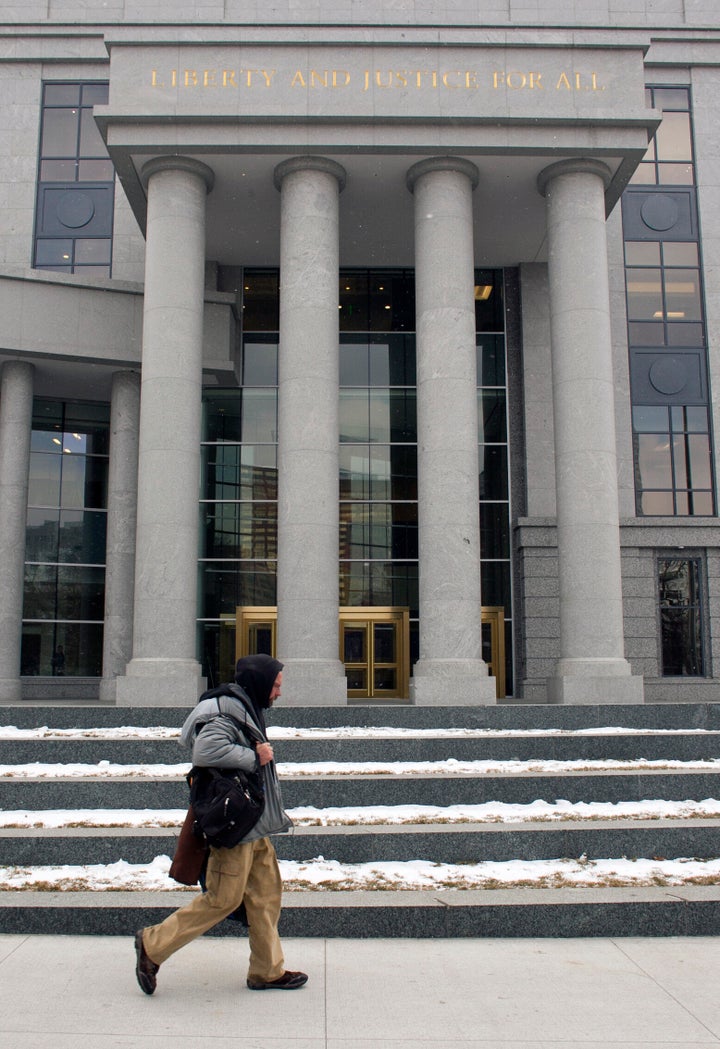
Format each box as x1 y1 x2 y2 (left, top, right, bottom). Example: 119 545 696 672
234 654 284 729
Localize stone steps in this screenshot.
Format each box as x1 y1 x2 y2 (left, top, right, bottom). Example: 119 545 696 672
1 703 719 937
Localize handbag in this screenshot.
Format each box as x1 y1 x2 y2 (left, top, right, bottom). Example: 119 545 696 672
168 804 209 885
188 765 265 848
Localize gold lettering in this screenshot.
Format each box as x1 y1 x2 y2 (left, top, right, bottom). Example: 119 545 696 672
203 70 217 88
375 71 393 88
506 71 527 89
310 69 328 87
591 72 604 91
151 69 164 88
171 69 177 87
556 72 572 90
395 71 408 87
363 70 370 91
223 70 237 87
465 71 479 89
290 70 306 88
184 70 198 87
261 69 277 87
493 71 504 88
529 72 543 89
332 69 351 87
442 71 460 89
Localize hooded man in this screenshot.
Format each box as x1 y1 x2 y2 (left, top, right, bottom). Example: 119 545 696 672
134 654 308 995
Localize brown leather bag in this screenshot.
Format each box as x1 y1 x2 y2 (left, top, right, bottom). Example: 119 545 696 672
168 805 209 886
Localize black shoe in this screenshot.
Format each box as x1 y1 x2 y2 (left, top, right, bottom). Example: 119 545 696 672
247 970 308 991
134 930 160 995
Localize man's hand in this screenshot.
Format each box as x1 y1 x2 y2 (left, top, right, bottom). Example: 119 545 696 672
256 742 274 766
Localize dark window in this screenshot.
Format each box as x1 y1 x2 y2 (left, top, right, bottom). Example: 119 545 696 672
33 82 114 277
658 558 705 675
23 399 109 677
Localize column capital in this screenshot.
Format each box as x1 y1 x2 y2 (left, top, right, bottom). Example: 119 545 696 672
140 155 215 193
406 156 479 193
536 158 612 198
273 155 347 192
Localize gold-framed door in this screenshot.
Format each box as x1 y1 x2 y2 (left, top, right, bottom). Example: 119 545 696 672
236 605 505 699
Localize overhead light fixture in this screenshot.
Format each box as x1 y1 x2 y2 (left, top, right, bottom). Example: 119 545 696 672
653 311 686 319
474 285 492 301
52 437 61 446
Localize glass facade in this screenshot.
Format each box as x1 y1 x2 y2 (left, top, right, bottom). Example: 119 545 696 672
22 400 109 677
33 82 115 277
623 86 715 516
199 268 511 691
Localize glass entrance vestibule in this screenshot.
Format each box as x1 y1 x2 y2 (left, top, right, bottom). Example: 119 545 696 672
199 268 513 697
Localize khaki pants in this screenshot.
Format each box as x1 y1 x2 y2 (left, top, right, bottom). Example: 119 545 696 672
143 837 285 983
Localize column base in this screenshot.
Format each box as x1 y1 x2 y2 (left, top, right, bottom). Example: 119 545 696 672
280 659 348 706
546 659 644 704
0 677 22 704
115 658 206 707
98 677 118 705
410 659 497 706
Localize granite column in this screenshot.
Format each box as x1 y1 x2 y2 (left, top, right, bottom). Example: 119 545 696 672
407 157 496 705
273 156 348 705
537 158 643 703
116 157 214 706
0 361 33 703
100 369 140 704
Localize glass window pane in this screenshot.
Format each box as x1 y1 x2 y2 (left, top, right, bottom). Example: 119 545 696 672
240 389 277 443
243 341 278 386
636 433 673 489
666 322 704 347
628 321 665 346
389 390 416 442
59 455 89 508
653 88 689 111
242 273 279 331
28 452 62 504
640 491 674 515
480 502 510 559
77 159 114 181
200 561 277 616
665 269 701 321
369 390 391 443
41 108 79 157
479 445 509 499
633 406 669 432
40 159 76 181
21 621 103 677
340 445 370 500
663 242 698 267
340 342 369 386
654 111 692 162
204 393 242 442
661 607 703 674
58 509 107 563
79 107 107 157
390 445 417 500
477 335 506 386
685 407 709 433
35 240 73 266
203 502 276 559
691 491 714 515
479 391 507 442
368 342 391 386
339 273 369 331
340 389 369 442
629 162 656 185
626 269 663 320
23 564 58 618
44 84 81 106
55 565 105 619
74 239 111 264
480 560 511 611
658 163 694 185
344 626 367 663
625 242 661 266
688 434 712 488
26 509 60 561
81 83 109 106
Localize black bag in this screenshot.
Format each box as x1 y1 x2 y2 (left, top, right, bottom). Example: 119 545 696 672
188 766 265 848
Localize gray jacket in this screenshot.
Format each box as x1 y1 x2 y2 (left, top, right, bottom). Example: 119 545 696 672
180 689 293 843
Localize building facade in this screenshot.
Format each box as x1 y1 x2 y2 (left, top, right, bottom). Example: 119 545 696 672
0 2 719 706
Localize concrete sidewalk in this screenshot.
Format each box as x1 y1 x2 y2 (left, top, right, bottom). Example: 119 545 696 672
1 933 719 1048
